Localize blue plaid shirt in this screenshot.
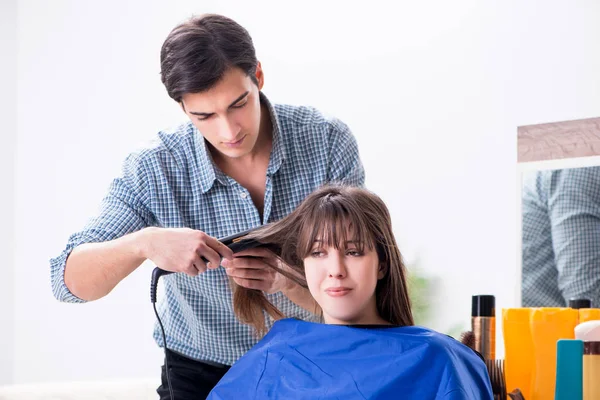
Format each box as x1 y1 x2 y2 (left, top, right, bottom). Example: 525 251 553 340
49 93 365 366
522 166 600 308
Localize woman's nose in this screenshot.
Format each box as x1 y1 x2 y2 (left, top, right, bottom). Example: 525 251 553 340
327 253 347 278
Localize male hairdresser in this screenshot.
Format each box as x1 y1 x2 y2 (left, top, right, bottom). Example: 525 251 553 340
522 166 600 308
50 14 364 399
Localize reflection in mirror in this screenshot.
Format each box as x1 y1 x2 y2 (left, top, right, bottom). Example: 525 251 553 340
521 165 600 307
518 117 600 307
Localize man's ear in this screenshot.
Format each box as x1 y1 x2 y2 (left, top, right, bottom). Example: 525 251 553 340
179 101 186 113
255 61 264 90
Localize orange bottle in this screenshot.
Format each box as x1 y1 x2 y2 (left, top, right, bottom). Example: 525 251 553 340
530 308 579 400
579 309 600 323
502 308 534 400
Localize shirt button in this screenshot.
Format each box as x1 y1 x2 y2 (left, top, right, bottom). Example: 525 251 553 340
240 192 248 199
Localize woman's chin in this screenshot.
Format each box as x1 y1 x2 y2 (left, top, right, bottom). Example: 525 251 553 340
323 312 361 325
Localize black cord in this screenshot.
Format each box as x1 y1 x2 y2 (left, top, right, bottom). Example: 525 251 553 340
151 268 175 400
147 230 259 399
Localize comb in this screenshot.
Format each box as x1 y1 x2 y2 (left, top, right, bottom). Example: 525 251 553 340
460 331 476 350
485 359 507 400
508 388 525 400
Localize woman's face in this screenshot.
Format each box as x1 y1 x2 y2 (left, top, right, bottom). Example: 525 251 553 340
303 238 386 325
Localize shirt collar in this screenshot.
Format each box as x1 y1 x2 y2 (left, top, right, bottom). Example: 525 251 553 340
194 91 286 194
262 92 287 176
193 132 224 193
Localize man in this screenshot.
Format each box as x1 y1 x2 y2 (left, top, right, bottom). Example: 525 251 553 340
521 166 600 308
49 14 364 399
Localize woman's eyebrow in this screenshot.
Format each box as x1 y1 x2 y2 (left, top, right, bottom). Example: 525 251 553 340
311 239 362 244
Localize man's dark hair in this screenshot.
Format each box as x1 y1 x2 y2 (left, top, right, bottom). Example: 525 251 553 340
160 14 258 102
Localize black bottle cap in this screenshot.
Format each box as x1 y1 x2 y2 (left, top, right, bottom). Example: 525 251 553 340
472 295 495 317
568 298 591 309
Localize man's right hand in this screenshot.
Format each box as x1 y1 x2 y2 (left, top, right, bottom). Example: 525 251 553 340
140 227 234 276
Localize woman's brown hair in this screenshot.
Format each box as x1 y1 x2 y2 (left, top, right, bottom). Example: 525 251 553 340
231 185 414 335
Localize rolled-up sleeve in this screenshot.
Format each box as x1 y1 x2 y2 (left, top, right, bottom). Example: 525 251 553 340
326 118 365 187
548 167 600 307
49 153 156 303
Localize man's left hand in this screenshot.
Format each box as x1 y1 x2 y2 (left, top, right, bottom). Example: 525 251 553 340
222 248 293 294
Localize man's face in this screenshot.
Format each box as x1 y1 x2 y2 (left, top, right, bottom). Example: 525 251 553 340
181 65 264 160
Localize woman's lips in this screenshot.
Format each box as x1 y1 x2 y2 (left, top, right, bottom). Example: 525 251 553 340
325 287 352 297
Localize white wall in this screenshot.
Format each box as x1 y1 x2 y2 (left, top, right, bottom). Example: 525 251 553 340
0 0 17 386
12 0 600 384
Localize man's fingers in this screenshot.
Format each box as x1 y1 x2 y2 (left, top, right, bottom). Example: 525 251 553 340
184 263 200 276
232 277 268 291
197 244 222 270
233 250 286 272
226 267 270 280
223 256 269 270
205 235 234 260
193 254 208 274
234 247 274 258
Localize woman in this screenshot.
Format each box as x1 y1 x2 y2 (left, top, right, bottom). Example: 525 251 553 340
209 185 493 399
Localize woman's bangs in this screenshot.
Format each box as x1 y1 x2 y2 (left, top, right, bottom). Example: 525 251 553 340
297 198 374 258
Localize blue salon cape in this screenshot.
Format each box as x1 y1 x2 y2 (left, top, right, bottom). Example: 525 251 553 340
208 318 493 400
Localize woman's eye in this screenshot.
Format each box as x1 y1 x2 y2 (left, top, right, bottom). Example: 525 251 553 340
347 250 362 257
310 250 324 257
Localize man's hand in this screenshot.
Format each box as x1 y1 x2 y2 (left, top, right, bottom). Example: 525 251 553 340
222 248 292 294
224 248 320 313
141 227 234 276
